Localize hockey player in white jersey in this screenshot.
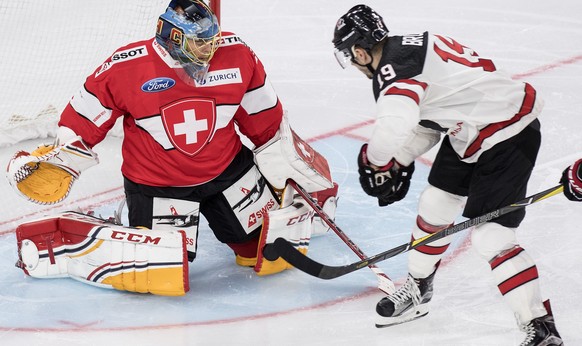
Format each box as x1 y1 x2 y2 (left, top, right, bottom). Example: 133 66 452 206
332 4 562 346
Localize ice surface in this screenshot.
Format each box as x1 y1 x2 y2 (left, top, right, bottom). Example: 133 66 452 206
1 0 581 345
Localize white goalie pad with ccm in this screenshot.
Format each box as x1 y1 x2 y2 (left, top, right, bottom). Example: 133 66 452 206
15 212 189 296
254 115 333 193
254 184 314 275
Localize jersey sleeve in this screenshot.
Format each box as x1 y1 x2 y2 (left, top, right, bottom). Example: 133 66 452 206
367 79 428 166
58 60 126 147
233 50 283 147
393 125 442 166
366 33 431 166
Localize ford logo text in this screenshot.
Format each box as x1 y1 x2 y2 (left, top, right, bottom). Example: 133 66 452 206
141 77 176 93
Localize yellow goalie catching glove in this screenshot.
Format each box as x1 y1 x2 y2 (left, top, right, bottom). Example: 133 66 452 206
6 137 99 204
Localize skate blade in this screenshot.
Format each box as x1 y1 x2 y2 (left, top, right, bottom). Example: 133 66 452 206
375 304 429 328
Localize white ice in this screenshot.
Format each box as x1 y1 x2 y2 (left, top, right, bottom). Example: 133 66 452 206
1 0 581 345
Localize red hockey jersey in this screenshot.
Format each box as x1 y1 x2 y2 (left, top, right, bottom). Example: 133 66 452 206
58 33 283 187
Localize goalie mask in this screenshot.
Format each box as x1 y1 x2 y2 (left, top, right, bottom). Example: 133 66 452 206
332 4 388 69
156 0 221 83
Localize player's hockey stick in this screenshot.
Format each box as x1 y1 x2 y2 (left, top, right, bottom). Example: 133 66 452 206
285 179 396 294
271 184 563 280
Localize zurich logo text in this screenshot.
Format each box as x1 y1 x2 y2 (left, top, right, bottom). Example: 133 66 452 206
141 77 176 93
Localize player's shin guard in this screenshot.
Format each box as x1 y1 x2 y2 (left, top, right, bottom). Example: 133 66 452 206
408 185 464 278
377 215 452 327
472 222 547 325
407 216 452 278
489 245 547 325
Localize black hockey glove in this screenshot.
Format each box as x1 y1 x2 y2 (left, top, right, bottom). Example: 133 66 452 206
561 159 582 201
378 161 415 206
357 144 415 206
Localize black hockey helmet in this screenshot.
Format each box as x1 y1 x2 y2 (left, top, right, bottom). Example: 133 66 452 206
332 4 388 68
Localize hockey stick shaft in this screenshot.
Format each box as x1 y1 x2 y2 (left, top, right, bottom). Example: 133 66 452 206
287 179 396 293
273 184 563 280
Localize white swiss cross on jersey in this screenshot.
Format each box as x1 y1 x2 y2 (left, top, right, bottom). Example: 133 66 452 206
161 98 217 156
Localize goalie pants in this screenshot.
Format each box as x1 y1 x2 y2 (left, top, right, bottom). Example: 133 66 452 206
124 146 262 244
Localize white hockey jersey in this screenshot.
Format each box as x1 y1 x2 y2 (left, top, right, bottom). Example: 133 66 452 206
366 32 542 166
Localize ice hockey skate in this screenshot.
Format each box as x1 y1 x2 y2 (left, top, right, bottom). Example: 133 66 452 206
520 310 563 346
375 271 435 328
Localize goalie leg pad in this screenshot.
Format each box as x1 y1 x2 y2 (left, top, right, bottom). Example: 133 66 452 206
16 212 189 296
254 189 314 276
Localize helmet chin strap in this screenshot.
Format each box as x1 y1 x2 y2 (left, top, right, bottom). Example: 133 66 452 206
352 59 376 74
351 48 376 74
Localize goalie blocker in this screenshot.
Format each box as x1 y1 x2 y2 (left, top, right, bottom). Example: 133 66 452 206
243 115 338 275
253 114 338 237
254 114 333 193
16 212 189 296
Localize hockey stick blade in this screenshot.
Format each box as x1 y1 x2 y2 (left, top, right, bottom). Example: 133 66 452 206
273 184 563 280
286 179 395 293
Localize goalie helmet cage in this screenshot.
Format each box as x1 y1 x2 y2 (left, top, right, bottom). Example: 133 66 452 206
0 0 220 148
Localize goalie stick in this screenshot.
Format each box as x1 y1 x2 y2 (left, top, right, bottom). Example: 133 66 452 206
275 179 396 294
271 184 564 280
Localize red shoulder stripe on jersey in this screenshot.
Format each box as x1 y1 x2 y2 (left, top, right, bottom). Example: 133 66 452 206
463 83 536 159
398 79 429 90
384 79 428 105
385 87 420 104
497 265 539 295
